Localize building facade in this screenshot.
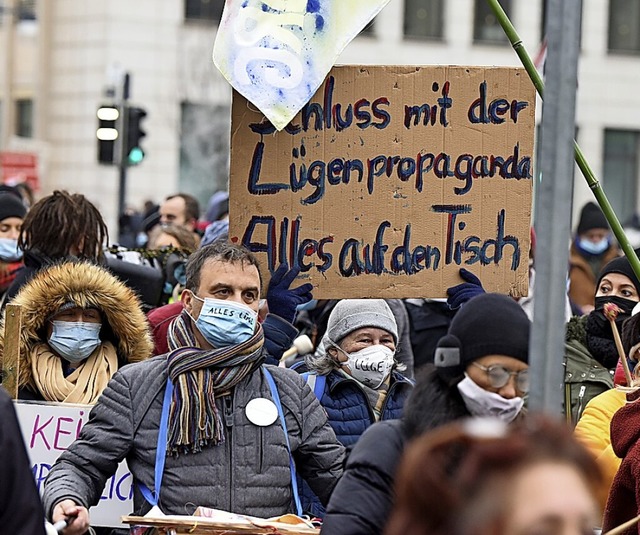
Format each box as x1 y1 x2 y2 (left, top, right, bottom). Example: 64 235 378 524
0 0 638 235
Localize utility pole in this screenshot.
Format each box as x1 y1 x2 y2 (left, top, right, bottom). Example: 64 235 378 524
117 72 130 239
528 0 582 414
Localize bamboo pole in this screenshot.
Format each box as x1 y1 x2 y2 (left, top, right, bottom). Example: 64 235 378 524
605 513 640 535
605 303 634 385
1 304 22 399
486 0 640 284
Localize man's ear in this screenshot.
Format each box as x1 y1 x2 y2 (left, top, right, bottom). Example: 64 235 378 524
181 288 193 313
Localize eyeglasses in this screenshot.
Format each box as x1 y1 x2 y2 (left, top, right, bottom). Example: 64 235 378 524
472 362 529 393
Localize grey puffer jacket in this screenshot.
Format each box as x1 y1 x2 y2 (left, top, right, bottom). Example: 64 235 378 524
43 356 345 519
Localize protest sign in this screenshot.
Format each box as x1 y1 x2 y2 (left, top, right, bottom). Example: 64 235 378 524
229 65 535 298
15 401 132 528
213 0 390 130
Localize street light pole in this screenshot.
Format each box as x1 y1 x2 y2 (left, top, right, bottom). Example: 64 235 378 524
117 72 130 240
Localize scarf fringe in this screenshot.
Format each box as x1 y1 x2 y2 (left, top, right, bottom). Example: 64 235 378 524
166 311 264 456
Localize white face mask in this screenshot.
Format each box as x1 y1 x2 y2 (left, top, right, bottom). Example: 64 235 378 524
337 344 395 389
457 374 524 423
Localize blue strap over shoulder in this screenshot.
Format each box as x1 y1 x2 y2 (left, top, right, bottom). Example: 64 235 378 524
263 366 303 517
301 372 326 400
139 379 173 507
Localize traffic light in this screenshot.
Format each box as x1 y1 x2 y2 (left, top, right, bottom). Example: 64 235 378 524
125 106 147 165
96 104 120 164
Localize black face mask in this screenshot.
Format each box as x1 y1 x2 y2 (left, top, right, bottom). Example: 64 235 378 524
591 295 638 332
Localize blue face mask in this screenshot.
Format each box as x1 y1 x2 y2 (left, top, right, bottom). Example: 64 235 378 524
296 299 318 312
0 238 22 262
48 321 102 364
191 295 257 348
577 236 610 255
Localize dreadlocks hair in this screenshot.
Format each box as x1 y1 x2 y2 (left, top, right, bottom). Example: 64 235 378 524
19 190 109 260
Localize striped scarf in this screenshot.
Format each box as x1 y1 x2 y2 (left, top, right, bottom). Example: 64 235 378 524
166 310 265 455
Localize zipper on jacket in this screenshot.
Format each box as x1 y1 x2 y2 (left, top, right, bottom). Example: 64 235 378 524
258 426 264 473
224 395 234 512
380 377 405 419
334 380 375 424
576 385 586 421
223 395 234 428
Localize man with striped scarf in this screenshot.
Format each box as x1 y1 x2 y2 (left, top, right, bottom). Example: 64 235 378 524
44 242 345 534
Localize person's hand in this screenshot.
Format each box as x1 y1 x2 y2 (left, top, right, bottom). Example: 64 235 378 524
267 264 314 323
52 499 90 535
447 268 485 309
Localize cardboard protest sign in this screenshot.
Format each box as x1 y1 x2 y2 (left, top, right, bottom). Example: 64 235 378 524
213 0 390 131
229 65 535 299
15 401 132 528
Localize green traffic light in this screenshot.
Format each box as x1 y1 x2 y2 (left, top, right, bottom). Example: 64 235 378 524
128 147 145 165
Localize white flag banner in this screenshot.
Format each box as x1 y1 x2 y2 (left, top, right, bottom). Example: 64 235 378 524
213 0 391 131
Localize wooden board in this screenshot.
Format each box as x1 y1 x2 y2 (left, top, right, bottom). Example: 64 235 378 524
122 515 320 534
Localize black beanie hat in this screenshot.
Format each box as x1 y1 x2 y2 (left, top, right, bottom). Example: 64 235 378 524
577 202 609 234
596 255 640 296
434 293 531 384
0 192 26 222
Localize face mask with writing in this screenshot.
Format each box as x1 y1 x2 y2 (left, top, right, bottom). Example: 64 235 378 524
191 295 257 348
457 373 524 423
48 320 102 365
337 344 395 390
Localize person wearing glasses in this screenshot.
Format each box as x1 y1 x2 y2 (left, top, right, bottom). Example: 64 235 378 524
321 293 530 535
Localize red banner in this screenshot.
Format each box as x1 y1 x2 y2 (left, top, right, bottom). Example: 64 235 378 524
0 151 39 190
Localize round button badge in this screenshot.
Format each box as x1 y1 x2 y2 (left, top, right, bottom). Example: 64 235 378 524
245 398 278 426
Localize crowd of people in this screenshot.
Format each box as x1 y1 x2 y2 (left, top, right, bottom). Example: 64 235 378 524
2 189 640 535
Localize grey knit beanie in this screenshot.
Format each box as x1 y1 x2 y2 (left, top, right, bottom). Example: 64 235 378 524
326 299 398 345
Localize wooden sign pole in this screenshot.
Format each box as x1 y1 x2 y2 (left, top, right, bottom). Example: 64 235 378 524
2 303 22 399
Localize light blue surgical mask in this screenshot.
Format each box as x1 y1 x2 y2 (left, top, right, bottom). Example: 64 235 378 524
191 295 257 348
0 238 22 262
577 236 610 255
296 299 318 312
48 321 102 365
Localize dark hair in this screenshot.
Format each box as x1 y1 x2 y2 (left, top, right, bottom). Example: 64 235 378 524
166 193 200 223
19 190 108 260
185 241 260 293
149 224 199 253
622 313 640 358
402 365 469 440
386 416 602 535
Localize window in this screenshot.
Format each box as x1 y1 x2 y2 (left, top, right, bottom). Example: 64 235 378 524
15 99 33 138
358 19 375 37
608 0 640 53
404 0 444 40
185 0 224 23
473 0 511 44
179 102 230 206
603 129 640 224
17 0 36 22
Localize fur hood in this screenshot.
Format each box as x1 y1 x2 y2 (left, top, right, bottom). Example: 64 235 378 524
0 261 153 388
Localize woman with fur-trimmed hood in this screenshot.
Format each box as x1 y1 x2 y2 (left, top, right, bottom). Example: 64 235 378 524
0 261 153 403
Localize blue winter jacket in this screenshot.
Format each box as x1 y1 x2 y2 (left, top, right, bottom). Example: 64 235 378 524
317 370 413 447
300 369 413 517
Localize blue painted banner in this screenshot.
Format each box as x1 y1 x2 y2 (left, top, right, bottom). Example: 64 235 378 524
229 65 536 299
